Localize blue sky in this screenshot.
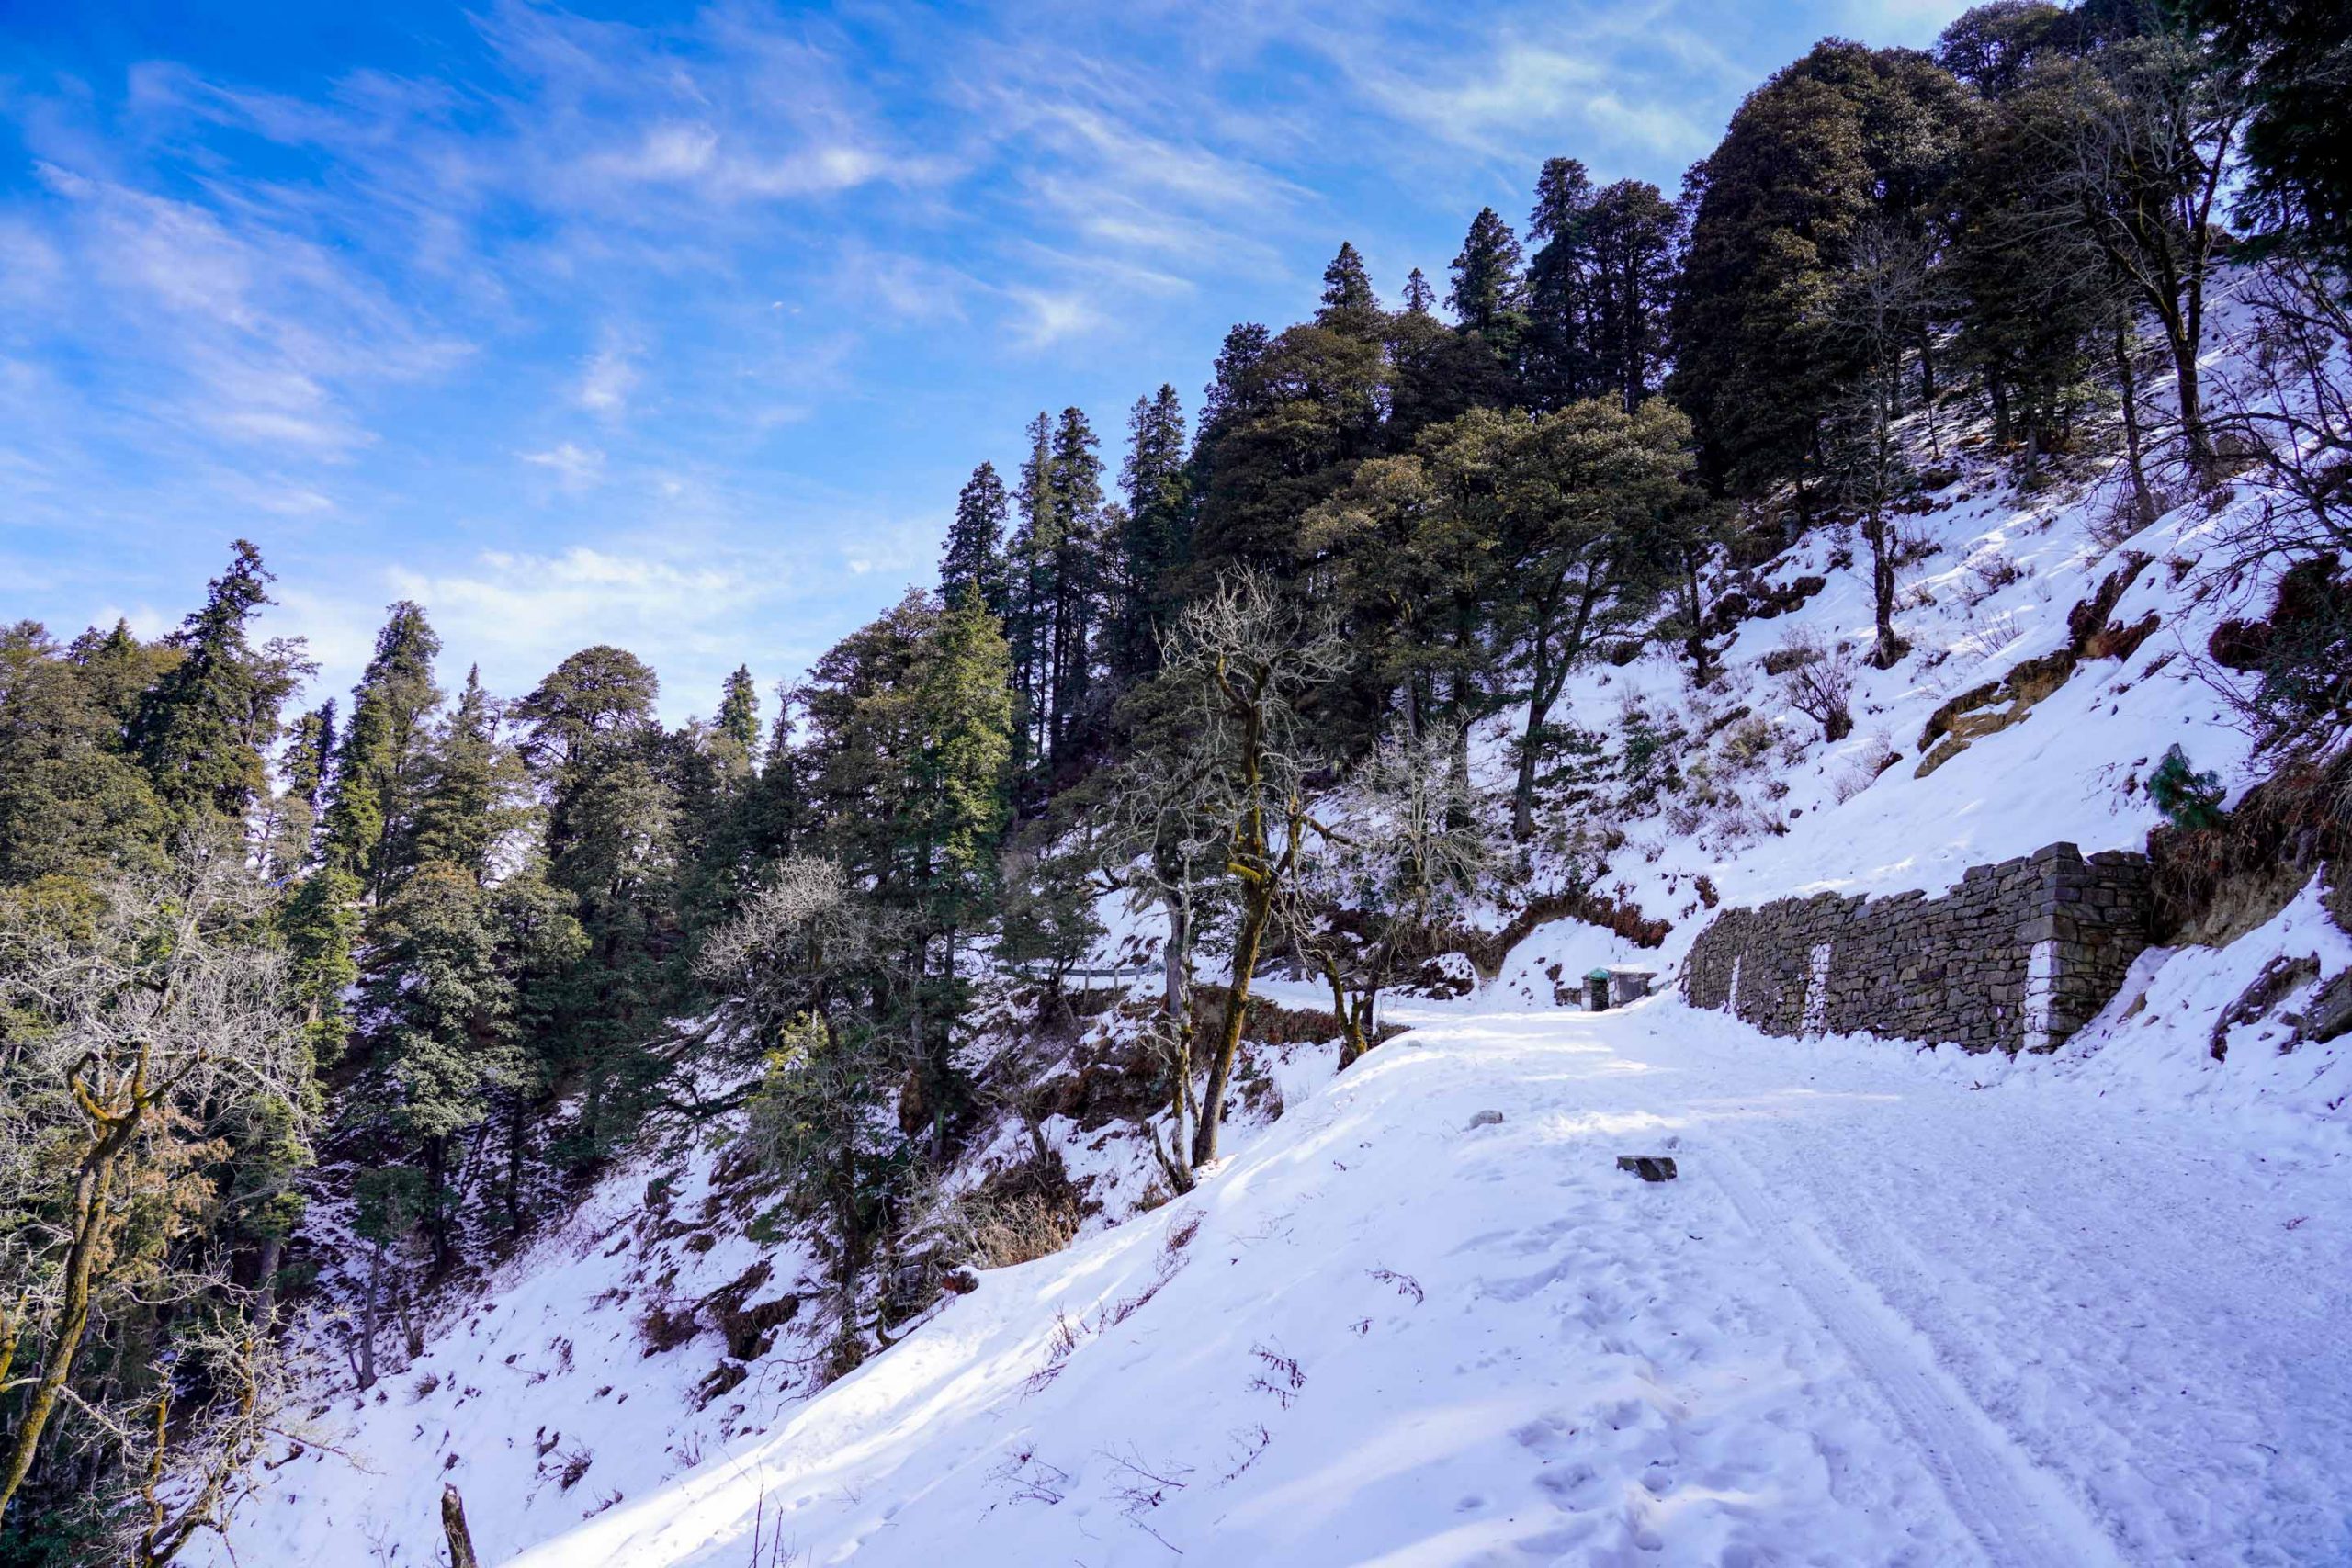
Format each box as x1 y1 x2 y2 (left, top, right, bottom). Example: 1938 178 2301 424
0 0 1969 723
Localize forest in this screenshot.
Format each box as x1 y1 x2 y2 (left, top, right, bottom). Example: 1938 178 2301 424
2 1 2347 1561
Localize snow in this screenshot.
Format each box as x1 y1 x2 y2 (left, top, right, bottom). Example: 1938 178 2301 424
191 274 2352 1565
205 884 2352 1564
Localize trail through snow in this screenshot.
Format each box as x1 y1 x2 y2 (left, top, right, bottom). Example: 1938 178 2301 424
439 993 2348 1568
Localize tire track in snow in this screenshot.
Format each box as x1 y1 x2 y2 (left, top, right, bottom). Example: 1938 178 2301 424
1703 1140 2124 1568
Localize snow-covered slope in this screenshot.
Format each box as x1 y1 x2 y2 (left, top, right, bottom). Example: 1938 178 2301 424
198 280 2352 1565
213 941 2351 1565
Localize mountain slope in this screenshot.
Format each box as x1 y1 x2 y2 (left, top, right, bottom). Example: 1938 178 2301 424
509 984 2346 1566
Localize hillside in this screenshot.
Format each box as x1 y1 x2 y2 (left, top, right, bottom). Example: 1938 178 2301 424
187 273 2352 1567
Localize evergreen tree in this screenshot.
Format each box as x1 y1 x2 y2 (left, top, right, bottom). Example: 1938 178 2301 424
1671 40 1973 507
359 862 522 1272
797 591 1012 1148
130 539 308 836
1190 323 1385 581
1581 180 1685 412
1493 399 1698 835
1316 241 1381 333
0 621 164 885
1006 413 1059 807
262 701 336 880
514 646 676 1163
675 668 769 939
2196 0 2352 272
1936 1 2074 97
1402 267 1436 315
411 666 523 884
279 864 362 1065
940 462 1012 617
322 602 447 897
717 665 762 765
1198 322 1273 444
67 616 173 736
1109 385 1193 684
734 693 811 869
1525 157 1599 408
1046 405 1108 774
1447 206 1528 348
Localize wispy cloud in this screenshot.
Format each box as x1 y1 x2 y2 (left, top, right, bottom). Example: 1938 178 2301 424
25 161 466 455
578 331 641 419
1003 286 1107 350
518 440 606 489
4 0 1954 716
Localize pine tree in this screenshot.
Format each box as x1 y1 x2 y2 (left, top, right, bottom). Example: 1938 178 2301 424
796 592 1011 1148
735 694 810 868
1198 322 1273 443
1580 180 1684 413
940 462 1011 617
1006 414 1059 807
1191 324 1386 581
1046 405 1108 774
322 603 447 897
1110 386 1193 683
360 861 522 1272
2196 0 2351 272
1525 156 1598 408
1402 267 1436 315
1447 207 1527 348
1316 242 1381 333
411 666 521 883
279 864 362 1064
514 646 676 1164
130 540 307 836
263 701 336 879
0 621 164 885
717 665 762 766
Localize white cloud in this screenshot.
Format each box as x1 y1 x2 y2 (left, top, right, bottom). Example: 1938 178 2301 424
26 162 467 456
1338 32 1711 160
518 441 606 488
578 334 640 419
1004 286 1107 349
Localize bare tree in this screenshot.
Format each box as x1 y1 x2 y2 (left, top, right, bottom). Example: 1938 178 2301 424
2042 38 2246 474
1094 740 1228 1191
1284 720 1498 1067
0 852 311 1530
2212 256 2352 559
1826 220 1930 667
1156 571 1345 1168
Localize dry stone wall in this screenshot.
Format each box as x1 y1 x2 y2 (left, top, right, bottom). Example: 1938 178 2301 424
1682 842 2152 1053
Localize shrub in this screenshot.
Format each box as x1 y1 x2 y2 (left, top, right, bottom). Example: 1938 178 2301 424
2148 745 2226 831
1774 630 1855 741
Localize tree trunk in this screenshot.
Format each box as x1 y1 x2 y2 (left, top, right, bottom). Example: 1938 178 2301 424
1866 506 1901 668
1191 876 1273 1168
424 1136 455 1279
254 1234 285 1323
1681 550 1713 684
2114 317 2157 529
356 1246 381 1391
504 1096 526 1239
442 1483 482 1568
0 1134 128 1517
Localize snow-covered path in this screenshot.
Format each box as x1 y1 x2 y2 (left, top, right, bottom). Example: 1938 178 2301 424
486 998 2349 1568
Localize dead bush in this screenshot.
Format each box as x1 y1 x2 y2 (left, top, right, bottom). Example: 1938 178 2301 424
637 1299 700 1357
952 1156 1086 1270
1775 629 1854 741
